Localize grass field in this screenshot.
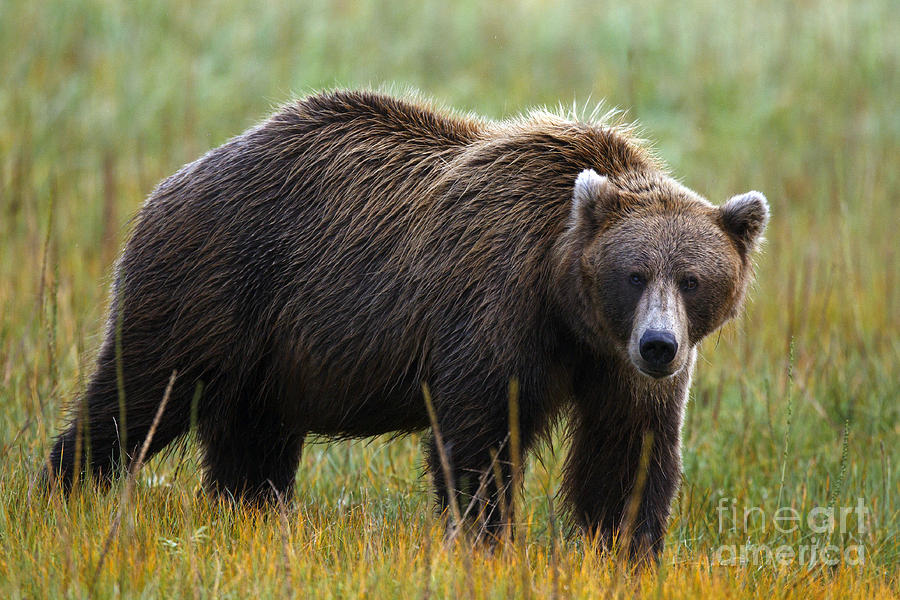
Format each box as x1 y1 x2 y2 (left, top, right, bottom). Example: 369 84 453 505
1 0 898 597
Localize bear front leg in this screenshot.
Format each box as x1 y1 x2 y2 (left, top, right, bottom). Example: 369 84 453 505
198 390 305 506
424 373 543 542
426 431 516 541
564 390 685 562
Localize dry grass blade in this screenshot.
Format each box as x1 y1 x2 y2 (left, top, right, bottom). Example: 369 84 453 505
89 370 177 594
421 383 475 599
508 377 531 599
489 446 509 533
421 382 463 540
608 430 654 599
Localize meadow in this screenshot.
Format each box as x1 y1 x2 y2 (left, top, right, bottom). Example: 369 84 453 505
0 0 897 597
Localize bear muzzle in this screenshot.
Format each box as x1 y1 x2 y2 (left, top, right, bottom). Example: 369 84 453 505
628 284 689 378
639 329 679 375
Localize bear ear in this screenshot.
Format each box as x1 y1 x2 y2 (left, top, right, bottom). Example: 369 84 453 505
568 169 617 235
719 191 769 254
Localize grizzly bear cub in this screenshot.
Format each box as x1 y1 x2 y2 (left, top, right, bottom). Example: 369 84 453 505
47 90 768 560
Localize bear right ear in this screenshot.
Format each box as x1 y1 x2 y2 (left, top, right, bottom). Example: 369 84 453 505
719 191 770 255
568 169 617 235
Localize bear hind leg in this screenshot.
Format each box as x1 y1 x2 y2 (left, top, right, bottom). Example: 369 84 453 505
46 344 190 492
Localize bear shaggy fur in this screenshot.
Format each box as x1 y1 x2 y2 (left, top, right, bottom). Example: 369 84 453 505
47 90 768 559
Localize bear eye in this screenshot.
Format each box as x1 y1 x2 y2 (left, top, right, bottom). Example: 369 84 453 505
629 273 646 287
681 276 699 292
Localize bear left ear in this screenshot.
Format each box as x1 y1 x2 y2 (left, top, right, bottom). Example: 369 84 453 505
568 169 617 235
719 191 769 254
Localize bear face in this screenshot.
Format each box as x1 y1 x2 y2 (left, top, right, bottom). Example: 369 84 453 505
559 169 768 379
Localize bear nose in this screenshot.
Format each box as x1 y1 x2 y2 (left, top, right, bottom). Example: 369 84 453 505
639 330 678 367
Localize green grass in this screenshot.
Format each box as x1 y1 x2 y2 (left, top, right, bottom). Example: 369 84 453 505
1 0 897 597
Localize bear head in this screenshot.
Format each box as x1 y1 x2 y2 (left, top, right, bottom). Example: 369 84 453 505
555 168 769 379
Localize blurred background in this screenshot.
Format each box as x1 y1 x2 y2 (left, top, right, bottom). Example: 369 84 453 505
0 0 897 592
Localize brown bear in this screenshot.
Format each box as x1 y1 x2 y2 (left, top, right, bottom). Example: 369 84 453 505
47 90 768 560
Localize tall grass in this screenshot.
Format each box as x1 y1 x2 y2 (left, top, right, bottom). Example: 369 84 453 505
1 0 897 597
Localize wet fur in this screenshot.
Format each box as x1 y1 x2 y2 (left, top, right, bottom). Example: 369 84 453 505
47 90 765 560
